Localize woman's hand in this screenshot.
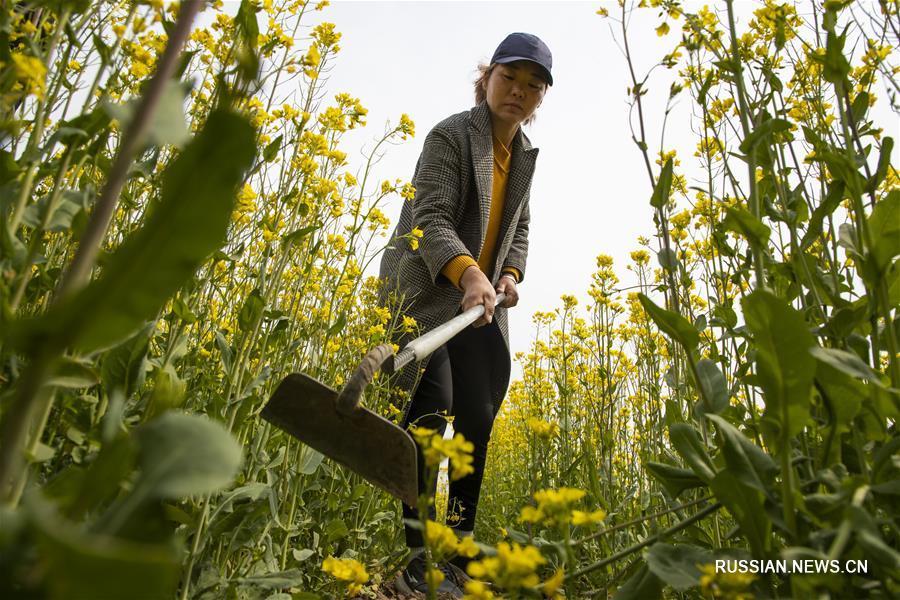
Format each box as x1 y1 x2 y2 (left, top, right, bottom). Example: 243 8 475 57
460 265 496 327
496 274 519 308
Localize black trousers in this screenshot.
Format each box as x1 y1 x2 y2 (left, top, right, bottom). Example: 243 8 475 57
401 319 506 547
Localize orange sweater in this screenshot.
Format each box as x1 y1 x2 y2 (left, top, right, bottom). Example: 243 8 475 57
441 134 522 289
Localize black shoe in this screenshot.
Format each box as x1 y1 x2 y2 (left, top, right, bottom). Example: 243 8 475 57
394 553 464 598
449 552 476 576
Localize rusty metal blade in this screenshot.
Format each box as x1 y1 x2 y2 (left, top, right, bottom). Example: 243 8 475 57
261 373 418 506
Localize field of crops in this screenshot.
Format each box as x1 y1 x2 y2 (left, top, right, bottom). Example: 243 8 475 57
0 0 898 598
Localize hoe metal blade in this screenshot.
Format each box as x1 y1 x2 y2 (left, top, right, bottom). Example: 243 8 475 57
261 372 418 507
261 296 506 509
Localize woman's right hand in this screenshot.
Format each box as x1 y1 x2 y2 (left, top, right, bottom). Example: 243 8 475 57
460 265 496 327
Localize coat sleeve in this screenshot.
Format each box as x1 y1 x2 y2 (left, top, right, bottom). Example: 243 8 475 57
412 126 473 285
502 193 530 283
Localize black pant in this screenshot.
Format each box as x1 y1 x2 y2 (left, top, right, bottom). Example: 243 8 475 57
401 319 506 547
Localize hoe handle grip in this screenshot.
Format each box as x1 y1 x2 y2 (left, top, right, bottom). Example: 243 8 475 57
391 293 506 372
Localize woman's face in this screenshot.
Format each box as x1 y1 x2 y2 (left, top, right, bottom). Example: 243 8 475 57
483 61 547 130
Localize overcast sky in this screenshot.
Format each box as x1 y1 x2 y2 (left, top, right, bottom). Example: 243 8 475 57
274 1 898 364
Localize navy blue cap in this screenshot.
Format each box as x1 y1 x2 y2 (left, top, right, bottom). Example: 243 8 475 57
490 32 553 86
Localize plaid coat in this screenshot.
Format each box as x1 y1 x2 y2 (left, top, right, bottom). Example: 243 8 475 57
378 101 538 413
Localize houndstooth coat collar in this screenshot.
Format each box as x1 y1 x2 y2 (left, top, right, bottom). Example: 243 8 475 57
379 101 538 415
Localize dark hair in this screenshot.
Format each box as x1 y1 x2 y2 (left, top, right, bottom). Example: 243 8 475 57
474 62 543 127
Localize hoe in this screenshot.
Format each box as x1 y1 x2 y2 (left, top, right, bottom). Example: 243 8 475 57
261 294 506 507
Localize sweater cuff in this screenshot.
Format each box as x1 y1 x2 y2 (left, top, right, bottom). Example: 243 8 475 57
501 267 522 284
442 254 479 290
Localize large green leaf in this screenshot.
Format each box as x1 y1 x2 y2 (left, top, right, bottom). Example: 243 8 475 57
100 323 153 397
638 294 700 351
613 564 663 600
706 414 777 494
646 543 712 591
722 206 770 251
694 359 729 417
14 109 255 354
646 462 706 499
742 289 816 444
709 470 771 556
28 494 180 600
669 423 716 483
867 189 900 272
135 412 243 499
809 347 886 388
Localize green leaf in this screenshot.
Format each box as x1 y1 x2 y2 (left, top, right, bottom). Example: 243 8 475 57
656 247 679 272
323 518 349 542
282 225 318 246
27 494 180 600
867 189 900 272
738 118 792 154
722 206 770 250
819 151 865 199
801 182 844 251
104 81 191 149
293 548 315 562
646 543 712 591
742 289 816 443
814 359 866 464
238 288 265 333
46 356 99 389
650 158 673 209
709 470 771 556
613 564 662 600
706 414 777 493
263 134 283 162
869 137 894 193
638 294 699 351
694 359 729 416
809 346 886 388
669 423 716 483
235 569 304 589
0 149 22 185
298 446 324 475
327 312 347 337
66 434 137 518
171 296 197 324
135 412 243 499
100 323 153 397
14 109 255 354
850 91 869 124
145 365 187 420
646 462 706 499
208 483 271 526
32 0 92 16
22 189 93 233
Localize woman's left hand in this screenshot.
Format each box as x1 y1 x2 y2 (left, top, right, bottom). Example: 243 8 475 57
496 274 519 308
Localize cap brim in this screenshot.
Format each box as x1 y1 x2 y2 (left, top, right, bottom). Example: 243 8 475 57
494 56 553 86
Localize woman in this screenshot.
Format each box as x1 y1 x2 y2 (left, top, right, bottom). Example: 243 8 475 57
378 32 552 597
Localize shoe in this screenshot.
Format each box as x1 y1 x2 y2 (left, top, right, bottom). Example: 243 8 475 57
449 553 476 577
394 553 464 598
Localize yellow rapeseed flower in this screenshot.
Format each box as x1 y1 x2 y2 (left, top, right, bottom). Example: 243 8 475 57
541 567 565 597
9 53 47 99
467 542 545 590
321 556 369 596
698 562 756 599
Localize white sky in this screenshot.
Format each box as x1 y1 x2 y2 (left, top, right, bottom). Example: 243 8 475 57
267 1 898 364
